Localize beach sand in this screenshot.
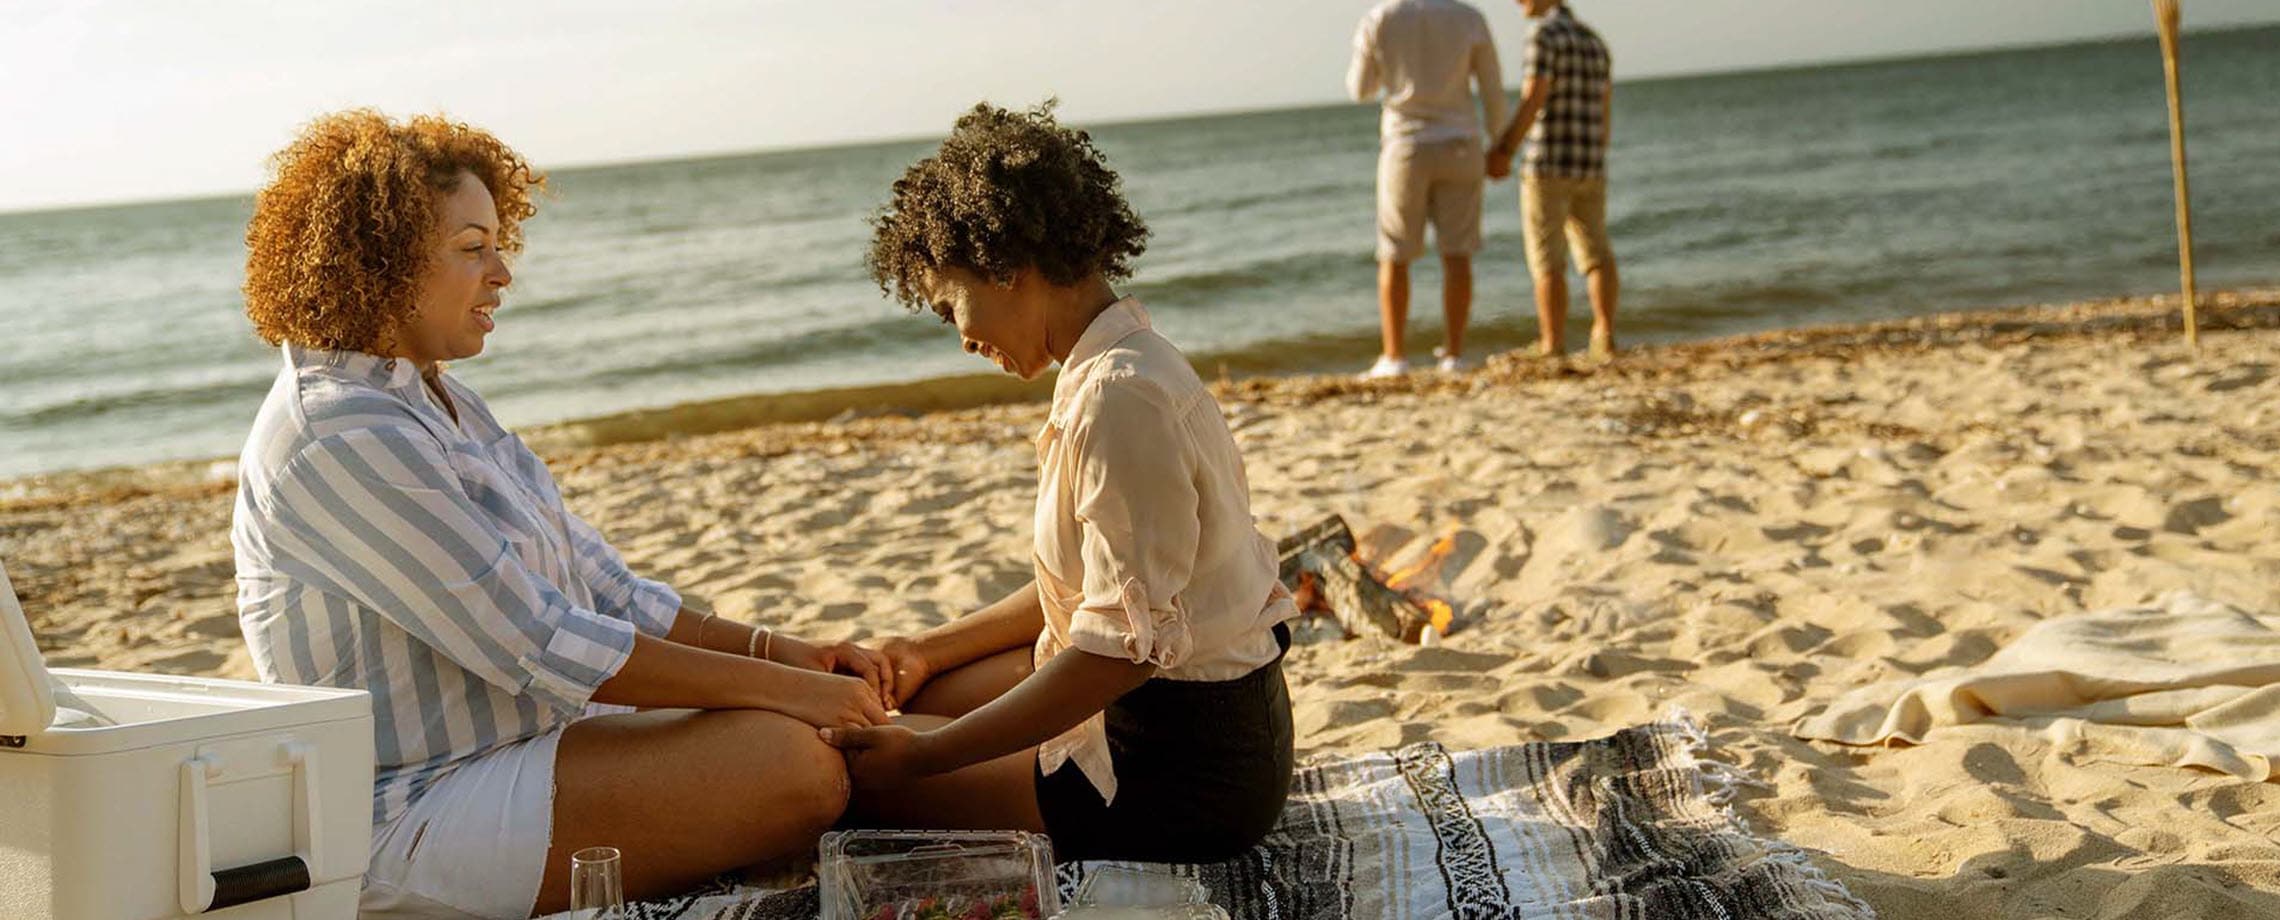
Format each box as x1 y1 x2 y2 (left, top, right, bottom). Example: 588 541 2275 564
6 289 2279 918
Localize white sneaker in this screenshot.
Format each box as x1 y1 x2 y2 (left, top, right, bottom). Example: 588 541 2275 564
1360 354 1409 379
1433 346 1468 374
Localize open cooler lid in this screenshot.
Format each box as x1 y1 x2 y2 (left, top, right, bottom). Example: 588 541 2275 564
0 558 58 738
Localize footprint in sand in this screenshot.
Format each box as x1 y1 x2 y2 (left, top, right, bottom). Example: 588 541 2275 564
1815 628 1897 659
143 648 227 674
1567 691 1652 726
1890 629 2001 672
816 602 868 621
1499 683 1584 714
1567 649 1693 679
719 572 797 594
1294 697 1398 737
896 489 979 516
2203 363 2271 393
2162 496 2231 535
1747 622 1833 658
183 613 244 639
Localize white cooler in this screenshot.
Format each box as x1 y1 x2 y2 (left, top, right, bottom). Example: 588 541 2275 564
0 560 374 919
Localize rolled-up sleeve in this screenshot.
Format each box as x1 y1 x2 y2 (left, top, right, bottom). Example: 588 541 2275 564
260 425 635 715
1064 382 1202 669
499 435 682 638
564 511 681 638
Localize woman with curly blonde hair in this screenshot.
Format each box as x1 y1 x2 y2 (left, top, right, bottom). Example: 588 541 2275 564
231 110 887 918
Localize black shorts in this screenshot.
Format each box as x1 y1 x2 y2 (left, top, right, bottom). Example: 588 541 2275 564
1034 624 1295 863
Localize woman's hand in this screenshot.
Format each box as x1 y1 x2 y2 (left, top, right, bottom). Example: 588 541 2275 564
821 723 941 790
770 633 894 706
872 637 935 709
776 668 890 729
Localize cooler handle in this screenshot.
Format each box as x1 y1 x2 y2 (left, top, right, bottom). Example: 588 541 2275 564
178 742 324 913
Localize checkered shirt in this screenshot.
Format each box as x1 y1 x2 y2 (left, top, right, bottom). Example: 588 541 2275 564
1521 6 1611 179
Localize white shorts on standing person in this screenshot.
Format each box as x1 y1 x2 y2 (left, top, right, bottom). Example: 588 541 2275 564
1349 0 1508 377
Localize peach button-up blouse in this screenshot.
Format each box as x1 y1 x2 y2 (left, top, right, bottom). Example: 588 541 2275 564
1029 298 1297 803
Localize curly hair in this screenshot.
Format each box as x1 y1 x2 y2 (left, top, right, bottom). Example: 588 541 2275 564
242 110 544 352
867 102 1149 318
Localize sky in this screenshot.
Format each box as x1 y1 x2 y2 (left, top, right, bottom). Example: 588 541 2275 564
4 0 2276 214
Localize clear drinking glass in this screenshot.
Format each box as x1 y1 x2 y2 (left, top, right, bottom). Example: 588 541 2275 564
568 846 626 919
1062 866 1228 919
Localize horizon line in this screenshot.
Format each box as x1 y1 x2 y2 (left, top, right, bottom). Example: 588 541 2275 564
3 19 2270 219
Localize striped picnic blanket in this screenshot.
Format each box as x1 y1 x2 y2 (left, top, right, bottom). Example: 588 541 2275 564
553 716 1873 919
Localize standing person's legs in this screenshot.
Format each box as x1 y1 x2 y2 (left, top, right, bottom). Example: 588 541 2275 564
1373 143 1431 373
1439 255 1471 361
1377 261 1411 362
1427 138 1484 367
1522 176 1575 356
1566 177 1620 358
1584 266 1619 357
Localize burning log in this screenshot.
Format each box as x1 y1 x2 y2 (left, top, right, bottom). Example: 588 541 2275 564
1277 514 1456 643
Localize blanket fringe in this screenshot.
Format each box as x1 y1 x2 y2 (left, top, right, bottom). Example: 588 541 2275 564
1659 706 1882 919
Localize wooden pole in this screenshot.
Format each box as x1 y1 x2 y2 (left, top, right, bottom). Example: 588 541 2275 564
2154 0 2198 348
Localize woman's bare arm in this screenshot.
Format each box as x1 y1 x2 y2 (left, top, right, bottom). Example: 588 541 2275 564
888 579 1046 685
594 633 887 728
824 648 1153 785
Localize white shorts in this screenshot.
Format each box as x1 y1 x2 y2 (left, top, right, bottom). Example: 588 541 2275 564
1376 137 1485 263
359 728 564 919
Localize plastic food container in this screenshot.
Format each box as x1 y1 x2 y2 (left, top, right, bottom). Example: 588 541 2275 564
817 830 1060 920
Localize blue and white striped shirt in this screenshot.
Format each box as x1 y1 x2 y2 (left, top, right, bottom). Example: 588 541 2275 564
231 345 681 826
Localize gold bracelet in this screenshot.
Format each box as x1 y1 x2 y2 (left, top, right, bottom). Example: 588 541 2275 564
764 630 775 662
695 612 715 649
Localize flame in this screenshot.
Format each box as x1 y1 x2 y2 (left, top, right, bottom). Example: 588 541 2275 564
1381 534 1458 592
1423 598 1454 635
1353 531 1464 643
1291 572 1326 614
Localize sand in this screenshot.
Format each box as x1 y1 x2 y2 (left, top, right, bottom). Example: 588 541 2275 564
6 289 2279 918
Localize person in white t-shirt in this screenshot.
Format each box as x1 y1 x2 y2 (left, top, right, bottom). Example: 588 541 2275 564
1349 0 1509 377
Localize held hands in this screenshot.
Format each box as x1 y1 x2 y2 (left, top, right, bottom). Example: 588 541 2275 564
770 633 896 707
1485 147 1514 181
820 723 939 789
872 637 935 710
780 668 891 729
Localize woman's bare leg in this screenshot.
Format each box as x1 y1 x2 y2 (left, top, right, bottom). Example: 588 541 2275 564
901 647 1034 719
530 709 850 916
842 715 1046 832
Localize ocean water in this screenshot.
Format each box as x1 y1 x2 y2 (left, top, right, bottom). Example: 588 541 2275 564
3 28 2276 478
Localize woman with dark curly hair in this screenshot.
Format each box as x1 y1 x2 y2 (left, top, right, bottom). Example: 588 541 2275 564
826 103 1300 863
230 110 890 918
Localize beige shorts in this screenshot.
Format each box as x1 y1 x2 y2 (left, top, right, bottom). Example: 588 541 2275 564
1521 175 1615 279
1376 138 1484 263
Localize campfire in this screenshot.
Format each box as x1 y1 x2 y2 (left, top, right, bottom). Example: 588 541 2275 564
1277 515 1461 644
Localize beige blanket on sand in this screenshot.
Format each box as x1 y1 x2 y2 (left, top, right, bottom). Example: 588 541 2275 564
1795 592 2280 781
